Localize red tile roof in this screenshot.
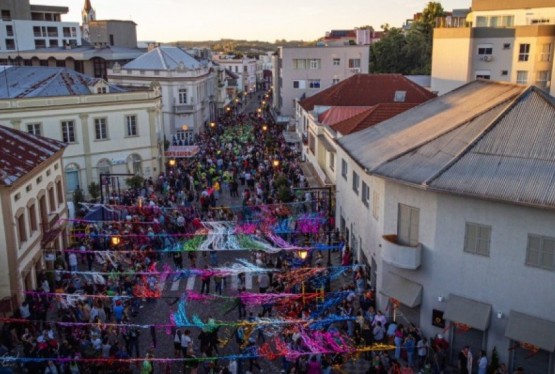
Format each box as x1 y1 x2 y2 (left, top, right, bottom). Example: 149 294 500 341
318 106 371 126
0 125 66 186
299 74 436 112
331 103 418 135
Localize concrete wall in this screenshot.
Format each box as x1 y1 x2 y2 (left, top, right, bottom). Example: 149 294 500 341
277 45 370 116
89 20 137 48
431 28 473 94
0 0 31 20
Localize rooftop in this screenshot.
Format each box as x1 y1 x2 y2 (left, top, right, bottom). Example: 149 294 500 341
0 125 65 187
338 80 555 209
123 46 207 71
299 74 436 112
0 66 125 99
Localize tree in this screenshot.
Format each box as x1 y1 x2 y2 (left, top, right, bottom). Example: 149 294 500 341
126 175 145 190
370 28 409 73
88 181 100 202
73 186 84 207
415 1 445 39
488 346 500 374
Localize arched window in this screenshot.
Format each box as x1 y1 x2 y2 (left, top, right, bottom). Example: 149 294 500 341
64 163 80 192
97 159 112 182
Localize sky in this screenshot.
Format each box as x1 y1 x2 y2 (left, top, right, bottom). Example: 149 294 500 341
32 0 471 42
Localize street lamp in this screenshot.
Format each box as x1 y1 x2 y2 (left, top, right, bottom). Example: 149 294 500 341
168 159 176 167
297 249 308 260
111 236 121 247
272 159 280 168
262 124 268 132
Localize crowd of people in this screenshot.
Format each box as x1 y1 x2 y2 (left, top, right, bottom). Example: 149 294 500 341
0 91 512 374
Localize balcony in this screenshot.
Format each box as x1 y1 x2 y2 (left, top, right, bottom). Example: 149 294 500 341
381 234 422 270
173 104 195 114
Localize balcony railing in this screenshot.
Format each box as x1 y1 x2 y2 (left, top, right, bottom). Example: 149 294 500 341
174 104 195 114
381 234 422 270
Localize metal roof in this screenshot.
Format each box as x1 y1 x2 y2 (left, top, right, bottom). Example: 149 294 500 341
0 125 65 186
123 46 206 71
337 80 555 208
0 66 125 98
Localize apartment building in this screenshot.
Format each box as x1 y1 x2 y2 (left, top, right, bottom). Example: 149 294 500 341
431 0 555 95
0 0 81 51
0 66 162 198
272 45 370 117
0 125 66 310
212 54 258 94
335 80 555 373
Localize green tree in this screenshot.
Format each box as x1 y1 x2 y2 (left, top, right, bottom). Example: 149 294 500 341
88 181 100 202
370 28 408 73
126 175 145 190
415 2 445 39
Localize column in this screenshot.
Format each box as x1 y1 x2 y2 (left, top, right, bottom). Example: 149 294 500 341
79 113 93 190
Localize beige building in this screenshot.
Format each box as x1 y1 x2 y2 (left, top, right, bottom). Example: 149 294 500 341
0 125 66 310
0 66 163 198
431 0 555 96
272 45 370 117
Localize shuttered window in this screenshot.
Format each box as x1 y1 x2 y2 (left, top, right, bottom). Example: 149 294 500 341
464 222 491 256
397 204 419 246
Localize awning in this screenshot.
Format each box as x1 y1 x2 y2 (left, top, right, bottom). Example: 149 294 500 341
443 294 491 331
380 272 422 308
318 135 336 153
505 310 555 352
164 145 200 158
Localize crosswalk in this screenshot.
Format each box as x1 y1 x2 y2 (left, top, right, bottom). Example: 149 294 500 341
161 273 255 293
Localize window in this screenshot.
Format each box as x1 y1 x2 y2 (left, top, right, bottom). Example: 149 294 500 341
56 180 64 206
476 16 487 27
29 204 37 233
293 59 306 69
17 213 26 246
501 16 514 27
503 43 511 50
362 181 370 207
96 86 107 94
332 58 340 66
464 222 491 256
1 9 11 21
332 78 340 85
308 79 321 89
109 34 114 46
341 159 348 180
526 234 555 271
477 46 493 55
26 184 32 192
519 44 530 62
489 16 499 27
48 187 55 212
372 191 379 220
308 59 321 69
27 123 41 136
348 58 361 68
61 120 75 143
329 152 335 171
293 80 306 89
475 73 491 79
540 43 552 62
94 118 108 140
65 168 79 192
126 115 138 136
178 88 187 104
536 71 550 89
5 25 13 36
308 133 315 154
501 70 508 76
397 204 419 247
5 39 15 50
394 91 406 102
352 171 359 194
516 71 528 84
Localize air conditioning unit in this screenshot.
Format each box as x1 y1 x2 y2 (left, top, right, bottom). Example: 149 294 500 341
350 68 360 73
480 55 493 62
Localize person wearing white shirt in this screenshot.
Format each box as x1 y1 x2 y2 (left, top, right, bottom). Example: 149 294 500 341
68 253 78 272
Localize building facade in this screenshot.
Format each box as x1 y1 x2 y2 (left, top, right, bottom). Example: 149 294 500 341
431 0 555 95
212 54 258 94
272 45 370 117
0 125 66 310
0 0 82 51
107 46 217 144
335 80 555 373
0 66 162 198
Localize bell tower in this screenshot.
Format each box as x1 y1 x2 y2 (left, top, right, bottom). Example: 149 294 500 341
81 0 96 42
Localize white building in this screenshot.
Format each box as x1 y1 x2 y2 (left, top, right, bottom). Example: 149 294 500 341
212 54 258 94
107 46 217 144
272 45 370 117
296 74 435 186
0 66 162 198
0 125 66 309
431 0 555 96
336 80 555 373
0 0 81 51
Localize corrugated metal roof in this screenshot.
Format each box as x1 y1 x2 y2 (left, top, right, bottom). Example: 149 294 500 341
0 125 65 186
339 79 555 208
0 66 125 98
123 46 206 71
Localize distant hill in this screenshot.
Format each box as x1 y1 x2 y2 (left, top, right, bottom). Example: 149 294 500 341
166 39 316 55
